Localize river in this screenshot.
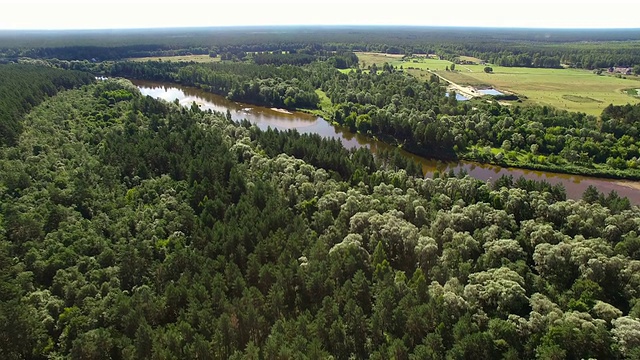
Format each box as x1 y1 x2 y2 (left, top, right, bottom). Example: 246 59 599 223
132 79 640 204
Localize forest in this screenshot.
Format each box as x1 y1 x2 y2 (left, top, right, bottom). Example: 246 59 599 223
2 27 640 69
109 61 320 109
101 58 640 179
0 64 94 146
2 64 640 359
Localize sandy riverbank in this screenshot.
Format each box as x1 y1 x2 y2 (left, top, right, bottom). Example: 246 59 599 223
614 180 640 191
271 107 293 114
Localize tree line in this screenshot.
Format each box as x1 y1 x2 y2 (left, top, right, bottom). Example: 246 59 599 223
0 63 94 146
110 61 320 109
100 57 640 179
3 27 640 69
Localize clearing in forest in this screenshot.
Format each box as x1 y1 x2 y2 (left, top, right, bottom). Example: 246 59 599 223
441 64 640 116
126 54 222 63
357 52 640 116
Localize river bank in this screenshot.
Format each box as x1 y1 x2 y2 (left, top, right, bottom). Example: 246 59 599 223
131 78 640 204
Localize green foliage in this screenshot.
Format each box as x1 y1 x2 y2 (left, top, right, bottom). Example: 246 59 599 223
327 52 359 69
320 60 640 178
2 76 640 360
98 49 640 179
253 52 318 66
110 61 320 109
101 89 133 103
0 64 93 146
4 27 640 71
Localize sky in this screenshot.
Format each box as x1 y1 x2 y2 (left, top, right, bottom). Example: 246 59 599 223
1 0 639 30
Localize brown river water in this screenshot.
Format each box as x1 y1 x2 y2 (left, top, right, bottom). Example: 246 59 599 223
132 79 640 204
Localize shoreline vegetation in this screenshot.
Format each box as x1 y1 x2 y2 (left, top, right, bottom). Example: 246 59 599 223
134 79 640 203
301 98 640 181
125 73 640 182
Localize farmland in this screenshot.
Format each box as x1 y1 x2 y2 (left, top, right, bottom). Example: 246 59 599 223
357 52 640 116
126 54 221 63
440 64 640 115
356 52 451 71
126 51 639 117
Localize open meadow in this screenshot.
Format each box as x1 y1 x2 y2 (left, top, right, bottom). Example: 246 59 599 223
357 52 640 116
126 54 221 63
356 52 451 71
441 64 640 115
354 52 404 68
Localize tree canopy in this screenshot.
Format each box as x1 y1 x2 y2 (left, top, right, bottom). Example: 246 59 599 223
0 64 94 146
1 74 640 359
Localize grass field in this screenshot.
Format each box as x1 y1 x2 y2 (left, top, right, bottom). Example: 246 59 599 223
356 52 452 71
126 54 221 63
458 56 483 64
403 58 453 71
360 52 640 116
356 52 640 115
300 89 333 118
355 52 404 69
430 70 491 87
445 64 640 115
315 89 332 114
561 95 602 103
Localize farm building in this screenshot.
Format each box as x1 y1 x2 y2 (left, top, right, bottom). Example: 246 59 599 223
608 67 632 75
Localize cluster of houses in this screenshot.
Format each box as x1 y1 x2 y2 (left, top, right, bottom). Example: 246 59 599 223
608 67 633 75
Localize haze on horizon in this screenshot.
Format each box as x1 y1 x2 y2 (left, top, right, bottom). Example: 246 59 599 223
2 0 640 31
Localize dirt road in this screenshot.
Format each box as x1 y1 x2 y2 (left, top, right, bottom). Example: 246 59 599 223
428 70 480 99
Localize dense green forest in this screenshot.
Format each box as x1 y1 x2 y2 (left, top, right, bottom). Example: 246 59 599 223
2 27 640 70
2 73 640 359
110 61 320 109
104 59 640 179
0 64 94 146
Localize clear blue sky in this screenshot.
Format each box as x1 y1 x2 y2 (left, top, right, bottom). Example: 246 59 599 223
2 0 639 30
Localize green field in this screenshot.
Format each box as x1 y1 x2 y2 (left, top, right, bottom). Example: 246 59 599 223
561 94 602 103
306 89 333 118
356 52 640 116
356 52 451 71
402 58 453 71
446 64 640 115
134 52 640 116
355 52 404 69
458 55 483 64
126 54 221 63
428 70 490 87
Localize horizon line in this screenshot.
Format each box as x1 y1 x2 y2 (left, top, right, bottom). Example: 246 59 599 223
2 24 640 32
